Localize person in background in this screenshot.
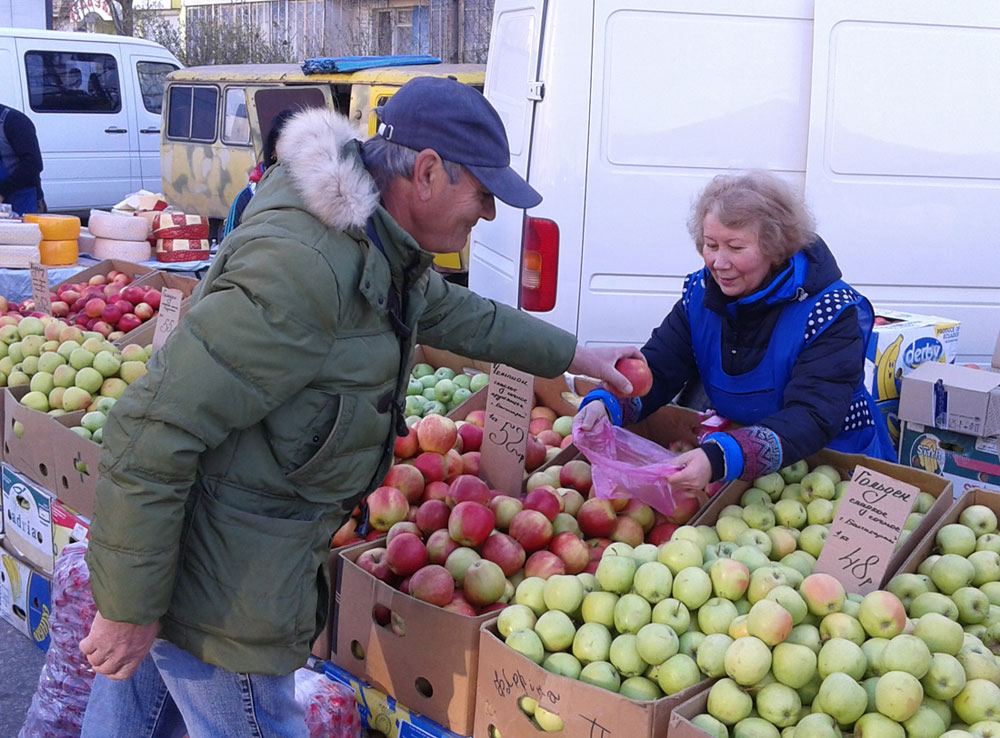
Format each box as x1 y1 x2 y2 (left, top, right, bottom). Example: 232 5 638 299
221 108 296 238
578 170 894 494
79 77 643 738
0 102 44 215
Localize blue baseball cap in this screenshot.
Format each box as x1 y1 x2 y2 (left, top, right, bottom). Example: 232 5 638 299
375 76 542 209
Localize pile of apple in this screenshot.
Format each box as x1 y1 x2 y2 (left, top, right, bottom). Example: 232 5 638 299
4 317 150 440
16 270 162 339
404 363 489 420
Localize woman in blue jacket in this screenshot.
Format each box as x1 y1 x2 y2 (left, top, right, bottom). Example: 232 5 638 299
579 171 894 493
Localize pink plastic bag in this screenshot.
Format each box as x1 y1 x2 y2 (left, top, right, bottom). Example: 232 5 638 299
572 415 687 516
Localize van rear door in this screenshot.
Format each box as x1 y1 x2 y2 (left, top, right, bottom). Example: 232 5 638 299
805 0 1000 364
0 35 22 109
15 35 134 210
128 52 180 192
468 0 547 308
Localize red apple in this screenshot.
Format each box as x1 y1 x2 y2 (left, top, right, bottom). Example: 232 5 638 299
85 297 106 318
524 436 546 472
134 302 155 321
409 565 455 607
91 320 112 338
383 464 425 504
447 475 491 507
480 532 526 576
623 499 655 533
443 598 477 616
667 494 700 525
559 460 593 494
117 299 135 314
394 427 420 459
610 515 644 547
464 410 486 427
143 288 162 309
536 430 562 448
548 531 590 574
367 486 409 531
50 300 69 317
615 357 654 398
560 435 574 449
117 313 142 333
416 499 451 534
508 509 554 552
443 449 464 482
524 550 566 580
357 547 393 581
89 274 107 286
385 532 427 576
407 505 419 523
648 523 678 545
529 417 554 435
100 302 124 325
523 487 561 522
60 289 80 304
416 414 458 455
414 452 447 484
386 521 423 546
587 538 611 563
489 495 523 530
422 480 450 504
121 284 145 304
457 423 483 453
577 498 617 538
448 501 495 547
461 451 481 477
425 528 461 565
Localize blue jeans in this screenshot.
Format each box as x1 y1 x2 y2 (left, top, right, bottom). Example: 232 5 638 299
80 639 307 738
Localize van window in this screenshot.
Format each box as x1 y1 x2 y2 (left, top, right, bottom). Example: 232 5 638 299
167 84 219 142
24 50 121 113
136 61 178 114
222 87 251 146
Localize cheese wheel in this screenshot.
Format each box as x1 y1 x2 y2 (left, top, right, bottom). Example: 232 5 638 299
88 211 149 241
78 227 96 255
0 244 42 268
39 239 79 266
155 238 211 262
23 213 81 240
93 237 152 263
0 221 43 245
134 210 161 237
152 213 210 240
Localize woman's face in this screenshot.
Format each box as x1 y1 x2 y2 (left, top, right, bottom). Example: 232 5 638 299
701 213 774 298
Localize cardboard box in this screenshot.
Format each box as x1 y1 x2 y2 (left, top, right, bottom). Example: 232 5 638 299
52 498 90 556
898 362 1000 438
864 309 961 402
665 686 712 738
1 463 55 572
2 386 61 490
0 537 52 651
50 411 101 519
875 399 901 455
323 661 468 738
898 421 1000 496
51 258 154 292
474 620 710 738
332 539 493 736
891 488 1000 581
690 447 953 587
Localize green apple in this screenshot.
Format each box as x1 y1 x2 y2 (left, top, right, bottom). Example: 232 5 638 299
742 503 776 531
542 652 582 680
672 566 712 610
817 637 866 680
579 660 620 692
764 585 807 626
771 641 817 689
953 586 991 625
816 671 867 725
968 550 1000 586
658 539 703 575
542 574 585 615
596 553 637 594
698 597 738 635
811 465 842 485
581 591 618 627
534 610 575 652
724 635 771 686
618 675 661 701
677 630 705 659
736 529 772 556
755 682 801 728
885 573 935 611
505 628 545 664
913 611 964 655
635 622 679 666
651 598 690 634
819 612 865 645
800 471 835 502
746 599 793 647
779 550 816 579
920 652 966 700
959 504 998 536
732 544 771 574
937 523 978 557
875 670 923 722
469 372 489 393
900 705 946 738
716 516 750 543
880 634 932 679
633 561 673 604
81 411 106 433
785 623 821 653
977 533 1000 554
953 678 1000 724
740 488 771 507
773 499 807 529
695 632 732 678
656 652 701 695
707 677 753 726
572 622 612 664
690 713 729 738
930 554 976 595
753 472 786 499
790 713 838 738
497 604 536 637
910 591 960 620
747 564 795 604
614 593 652 635
862 638 890 678
853 712 905 738
798 524 828 558
609 633 647 677
514 576 547 616
779 460 809 484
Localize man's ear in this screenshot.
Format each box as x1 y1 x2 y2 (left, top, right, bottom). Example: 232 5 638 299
412 149 442 202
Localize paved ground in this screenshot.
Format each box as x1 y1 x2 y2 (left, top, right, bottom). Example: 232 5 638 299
0 617 47 738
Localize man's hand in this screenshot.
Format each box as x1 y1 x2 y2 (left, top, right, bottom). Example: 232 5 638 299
576 399 609 431
666 448 713 494
569 345 644 397
80 612 160 680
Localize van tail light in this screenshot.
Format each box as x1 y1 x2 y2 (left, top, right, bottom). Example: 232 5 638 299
519 216 559 312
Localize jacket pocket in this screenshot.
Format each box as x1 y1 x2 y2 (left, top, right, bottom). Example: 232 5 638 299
264 389 345 474
286 393 358 485
170 492 323 646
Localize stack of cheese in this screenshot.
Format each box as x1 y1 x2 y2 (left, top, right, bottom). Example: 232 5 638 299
152 213 210 262
88 211 152 262
0 220 42 268
23 213 81 265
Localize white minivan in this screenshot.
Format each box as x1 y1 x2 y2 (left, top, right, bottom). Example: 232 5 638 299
0 29 180 213
470 0 1000 364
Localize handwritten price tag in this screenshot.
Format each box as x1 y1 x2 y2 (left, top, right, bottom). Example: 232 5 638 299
814 465 919 593
151 287 184 354
29 263 51 315
480 364 534 496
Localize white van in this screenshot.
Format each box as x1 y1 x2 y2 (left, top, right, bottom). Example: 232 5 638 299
469 0 1000 364
0 29 180 213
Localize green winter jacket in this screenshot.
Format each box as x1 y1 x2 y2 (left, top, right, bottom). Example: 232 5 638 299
85 108 576 675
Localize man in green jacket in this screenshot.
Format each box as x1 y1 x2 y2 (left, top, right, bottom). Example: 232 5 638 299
79 77 640 737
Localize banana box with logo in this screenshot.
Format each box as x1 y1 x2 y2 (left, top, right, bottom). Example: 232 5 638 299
1 462 55 573
0 536 52 651
864 309 961 402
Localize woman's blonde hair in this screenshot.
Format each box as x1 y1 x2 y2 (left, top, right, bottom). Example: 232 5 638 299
688 171 817 263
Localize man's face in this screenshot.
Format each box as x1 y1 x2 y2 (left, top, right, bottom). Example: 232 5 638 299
413 164 496 254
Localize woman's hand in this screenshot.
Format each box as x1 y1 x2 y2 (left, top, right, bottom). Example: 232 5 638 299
666 448 713 493
576 399 609 431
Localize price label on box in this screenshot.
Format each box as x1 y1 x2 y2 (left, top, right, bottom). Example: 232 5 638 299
814 465 919 594
151 287 184 354
480 364 534 496
29 263 51 315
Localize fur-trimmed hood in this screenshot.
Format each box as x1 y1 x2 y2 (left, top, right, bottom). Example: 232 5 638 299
274 107 380 231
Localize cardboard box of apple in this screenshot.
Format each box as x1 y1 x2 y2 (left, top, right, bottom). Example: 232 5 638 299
674 497 1000 738
405 362 489 420
15 270 163 340
3 317 150 439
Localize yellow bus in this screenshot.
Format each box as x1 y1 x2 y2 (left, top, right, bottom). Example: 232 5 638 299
160 62 485 273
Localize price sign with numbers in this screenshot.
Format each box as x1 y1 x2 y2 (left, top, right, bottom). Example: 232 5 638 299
814 465 919 594
480 364 534 496
151 288 184 354
29 263 51 315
